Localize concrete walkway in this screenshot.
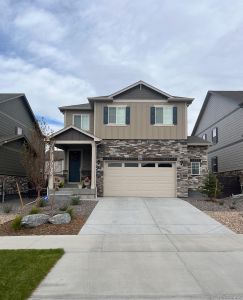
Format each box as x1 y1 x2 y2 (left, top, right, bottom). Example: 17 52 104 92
80 197 233 234
2 197 243 299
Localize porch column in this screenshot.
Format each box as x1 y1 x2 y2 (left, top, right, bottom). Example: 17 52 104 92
91 142 96 189
48 144 54 190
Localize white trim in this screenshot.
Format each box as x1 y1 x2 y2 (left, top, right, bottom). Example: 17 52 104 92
51 125 101 142
191 161 201 176
55 140 94 145
109 80 173 98
72 113 90 131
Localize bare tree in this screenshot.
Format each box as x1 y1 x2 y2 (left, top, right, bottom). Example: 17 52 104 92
22 118 53 203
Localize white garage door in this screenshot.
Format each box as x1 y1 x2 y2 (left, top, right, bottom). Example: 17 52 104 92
104 161 176 197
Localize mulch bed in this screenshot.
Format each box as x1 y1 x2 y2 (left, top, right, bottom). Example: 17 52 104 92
185 197 243 233
0 200 97 236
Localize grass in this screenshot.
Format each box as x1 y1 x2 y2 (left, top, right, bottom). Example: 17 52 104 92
29 207 41 214
0 249 64 300
11 215 23 231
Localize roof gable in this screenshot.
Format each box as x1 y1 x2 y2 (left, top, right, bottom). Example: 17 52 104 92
192 91 243 135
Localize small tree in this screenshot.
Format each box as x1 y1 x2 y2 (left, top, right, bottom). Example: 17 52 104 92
22 118 53 203
200 172 222 200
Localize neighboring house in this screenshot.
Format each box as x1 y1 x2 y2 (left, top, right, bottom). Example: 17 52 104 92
50 81 209 198
0 94 38 200
192 91 243 193
45 150 64 182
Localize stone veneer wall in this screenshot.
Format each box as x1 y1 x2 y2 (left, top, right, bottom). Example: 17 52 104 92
0 175 28 197
96 139 193 197
187 145 208 192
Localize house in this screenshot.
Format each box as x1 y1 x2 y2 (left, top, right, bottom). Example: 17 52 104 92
192 91 243 194
0 94 38 200
49 81 210 198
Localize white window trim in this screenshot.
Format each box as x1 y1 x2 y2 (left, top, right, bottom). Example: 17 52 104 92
191 162 201 176
153 105 174 126
107 105 127 126
73 114 90 131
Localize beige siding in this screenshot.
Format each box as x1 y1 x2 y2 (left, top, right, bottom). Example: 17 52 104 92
64 110 94 134
94 101 187 139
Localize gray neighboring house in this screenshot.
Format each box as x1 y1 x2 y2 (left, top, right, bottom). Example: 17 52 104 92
192 91 243 191
50 81 209 198
0 94 37 199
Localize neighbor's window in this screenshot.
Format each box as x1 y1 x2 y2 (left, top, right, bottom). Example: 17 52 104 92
141 163 155 167
191 162 200 175
155 106 173 125
108 107 126 125
124 162 139 167
212 127 218 144
16 127 23 135
73 114 90 131
158 163 172 168
211 156 218 173
202 134 207 141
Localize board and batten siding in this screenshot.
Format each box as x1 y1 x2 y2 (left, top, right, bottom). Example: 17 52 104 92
65 110 94 134
94 101 187 139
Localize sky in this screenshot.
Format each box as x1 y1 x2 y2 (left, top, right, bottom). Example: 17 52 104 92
0 0 243 134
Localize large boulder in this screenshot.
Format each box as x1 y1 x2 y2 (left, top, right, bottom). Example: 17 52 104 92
21 214 49 228
49 213 71 225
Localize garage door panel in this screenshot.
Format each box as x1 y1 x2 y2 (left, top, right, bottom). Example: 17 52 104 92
104 162 176 197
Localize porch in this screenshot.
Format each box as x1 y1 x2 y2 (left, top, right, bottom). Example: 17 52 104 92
48 126 101 199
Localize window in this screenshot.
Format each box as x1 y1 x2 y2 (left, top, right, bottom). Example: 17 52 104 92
202 134 207 141
108 162 122 167
154 106 173 125
108 107 126 125
124 162 138 167
191 162 200 175
141 163 155 167
212 127 218 144
211 156 218 173
16 127 23 135
73 114 90 131
158 163 172 168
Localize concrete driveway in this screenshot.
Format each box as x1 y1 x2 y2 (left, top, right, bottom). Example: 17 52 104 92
29 197 243 300
80 197 233 235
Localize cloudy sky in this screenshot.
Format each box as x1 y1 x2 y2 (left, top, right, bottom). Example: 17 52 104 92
0 0 243 133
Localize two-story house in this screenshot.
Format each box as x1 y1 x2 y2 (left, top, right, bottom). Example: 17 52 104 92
50 81 209 198
0 94 38 200
192 91 243 193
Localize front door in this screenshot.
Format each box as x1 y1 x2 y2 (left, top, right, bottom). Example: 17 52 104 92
69 151 81 182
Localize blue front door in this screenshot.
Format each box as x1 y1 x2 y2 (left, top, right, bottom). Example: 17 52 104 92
69 151 81 182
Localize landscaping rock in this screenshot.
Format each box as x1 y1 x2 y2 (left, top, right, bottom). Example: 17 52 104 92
21 214 49 228
49 213 71 225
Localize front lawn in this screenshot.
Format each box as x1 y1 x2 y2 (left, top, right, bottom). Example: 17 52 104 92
0 249 64 300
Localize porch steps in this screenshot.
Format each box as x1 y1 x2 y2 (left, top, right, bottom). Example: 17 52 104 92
49 188 96 201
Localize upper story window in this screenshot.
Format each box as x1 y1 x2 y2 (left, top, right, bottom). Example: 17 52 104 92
191 162 200 175
16 126 23 135
104 106 130 125
202 134 207 140
212 127 218 144
211 156 218 173
73 114 90 131
151 106 177 125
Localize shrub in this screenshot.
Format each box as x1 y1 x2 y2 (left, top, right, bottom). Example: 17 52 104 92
71 196 80 205
3 205 12 214
11 215 22 230
199 172 222 200
38 198 47 207
59 202 69 212
29 207 41 215
66 207 74 219
59 181 64 188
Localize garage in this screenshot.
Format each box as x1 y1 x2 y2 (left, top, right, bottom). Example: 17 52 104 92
103 161 176 197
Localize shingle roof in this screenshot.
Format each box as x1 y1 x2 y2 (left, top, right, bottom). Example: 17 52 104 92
59 103 92 112
0 134 28 146
187 136 211 145
212 91 243 102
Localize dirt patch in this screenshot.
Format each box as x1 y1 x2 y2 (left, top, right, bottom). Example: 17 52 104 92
184 197 243 233
0 200 97 236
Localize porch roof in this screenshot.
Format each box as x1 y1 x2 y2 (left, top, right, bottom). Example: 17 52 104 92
50 125 101 143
